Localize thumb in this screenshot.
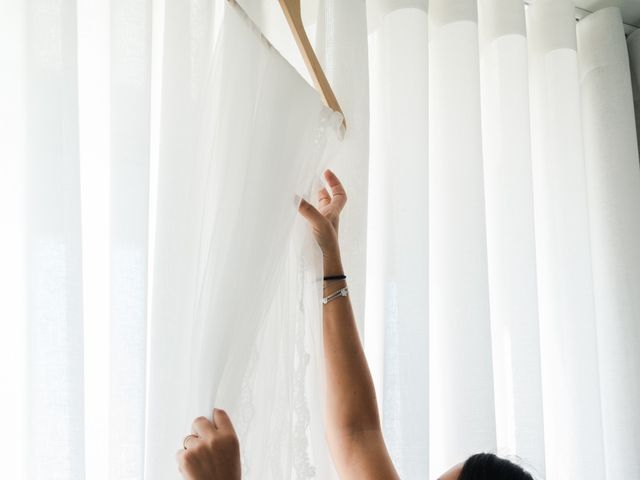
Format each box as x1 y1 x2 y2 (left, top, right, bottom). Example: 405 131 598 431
298 198 325 228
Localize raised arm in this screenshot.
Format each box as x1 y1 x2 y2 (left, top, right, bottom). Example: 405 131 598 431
298 170 399 480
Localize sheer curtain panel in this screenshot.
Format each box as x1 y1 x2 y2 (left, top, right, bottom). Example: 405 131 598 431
0 0 154 478
1 1 84 479
366 5 429 478
478 0 545 472
577 8 640 478
315 0 371 334
428 1 496 476
145 3 342 479
367 0 640 479
630 29 640 150
4 1 640 479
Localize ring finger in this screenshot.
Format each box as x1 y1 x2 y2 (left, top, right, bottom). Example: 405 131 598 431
183 433 199 450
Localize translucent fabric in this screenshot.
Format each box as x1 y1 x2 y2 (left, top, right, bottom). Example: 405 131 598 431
0 3 28 478
577 9 640 478
315 0 371 334
144 3 342 479
629 30 640 157
478 0 544 475
428 0 496 476
365 1 640 479
0 1 153 479
528 1 605 478
229 0 372 336
0 2 84 478
143 0 220 477
4 1 640 479
366 7 429 479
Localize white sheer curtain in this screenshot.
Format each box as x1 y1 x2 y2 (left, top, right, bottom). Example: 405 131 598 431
428 1 497 475
528 2 605 477
0 0 342 478
0 1 152 478
145 4 342 478
366 5 429 478
577 8 640 478
630 29 640 156
366 1 640 479
315 0 371 334
4 0 640 479
479 0 544 472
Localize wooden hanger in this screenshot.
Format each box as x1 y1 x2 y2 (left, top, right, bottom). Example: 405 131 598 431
279 0 345 128
227 0 346 129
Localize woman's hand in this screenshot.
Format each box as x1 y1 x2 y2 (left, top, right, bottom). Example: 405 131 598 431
176 409 241 480
298 169 347 273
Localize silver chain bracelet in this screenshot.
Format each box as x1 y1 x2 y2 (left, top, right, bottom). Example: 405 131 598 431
322 287 349 305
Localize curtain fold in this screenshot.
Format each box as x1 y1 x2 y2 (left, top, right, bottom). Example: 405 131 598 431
0 2 28 478
23 1 85 479
366 5 429 478
146 3 342 478
527 1 605 478
315 0 370 335
478 0 544 475
629 30 640 159
577 8 640 478
144 0 217 477
428 0 496 476
108 1 152 478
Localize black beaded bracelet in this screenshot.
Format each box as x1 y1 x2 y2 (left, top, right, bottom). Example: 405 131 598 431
323 274 346 281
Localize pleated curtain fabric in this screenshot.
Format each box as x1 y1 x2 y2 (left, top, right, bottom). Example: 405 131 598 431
428 0 497 476
577 9 640 478
0 1 153 478
366 5 430 479
315 0 371 336
367 0 640 479
3 0 640 479
7 1 86 478
145 3 342 479
143 0 219 477
630 29 640 152
478 0 545 474
528 2 605 478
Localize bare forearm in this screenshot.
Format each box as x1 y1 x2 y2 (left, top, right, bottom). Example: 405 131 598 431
297 173 398 479
322 249 381 436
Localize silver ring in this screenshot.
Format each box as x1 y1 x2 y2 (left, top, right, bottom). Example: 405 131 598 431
183 434 199 450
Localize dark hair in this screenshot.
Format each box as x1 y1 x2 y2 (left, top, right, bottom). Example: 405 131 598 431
459 453 534 480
